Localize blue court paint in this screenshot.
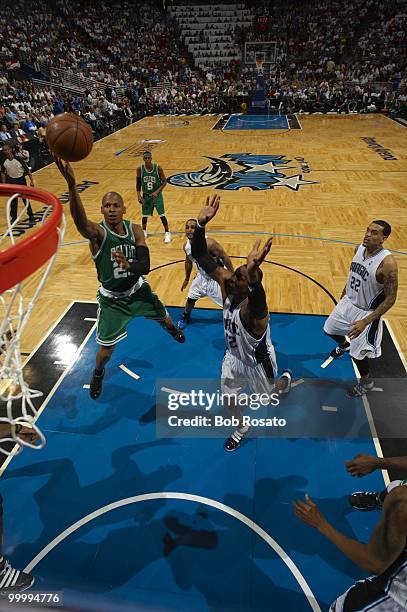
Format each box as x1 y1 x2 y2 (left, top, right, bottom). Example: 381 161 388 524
223 114 289 130
1 309 385 611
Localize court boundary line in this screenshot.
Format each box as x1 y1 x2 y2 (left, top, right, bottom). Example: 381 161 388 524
383 318 407 372
23 492 321 611
20 301 79 369
349 360 389 487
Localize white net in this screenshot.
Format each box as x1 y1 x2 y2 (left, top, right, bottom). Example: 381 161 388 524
0 192 65 456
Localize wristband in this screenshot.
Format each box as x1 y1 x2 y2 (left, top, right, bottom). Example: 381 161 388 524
196 220 205 228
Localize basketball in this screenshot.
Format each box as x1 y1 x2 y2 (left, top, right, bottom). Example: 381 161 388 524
46 113 93 162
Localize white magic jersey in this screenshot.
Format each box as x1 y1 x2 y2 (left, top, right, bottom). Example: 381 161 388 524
223 296 277 371
184 239 211 280
346 244 391 310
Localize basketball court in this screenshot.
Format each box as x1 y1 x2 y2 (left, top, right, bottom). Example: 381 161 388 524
1 113 406 610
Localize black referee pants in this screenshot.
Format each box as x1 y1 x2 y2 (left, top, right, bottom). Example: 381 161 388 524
6 176 34 223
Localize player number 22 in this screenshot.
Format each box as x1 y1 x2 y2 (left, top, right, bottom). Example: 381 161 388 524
350 276 361 292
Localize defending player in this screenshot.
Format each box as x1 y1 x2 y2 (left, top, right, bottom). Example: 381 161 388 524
136 151 171 242
294 485 407 611
191 195 291 451
323 221 398 397
55 158 184 400
177 218 234 329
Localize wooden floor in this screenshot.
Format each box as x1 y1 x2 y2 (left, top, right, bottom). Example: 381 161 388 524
2 114 407 358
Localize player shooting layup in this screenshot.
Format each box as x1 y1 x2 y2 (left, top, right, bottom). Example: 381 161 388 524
55 158 184 400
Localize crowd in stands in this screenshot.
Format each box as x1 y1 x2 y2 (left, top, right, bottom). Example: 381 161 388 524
0 0 406 160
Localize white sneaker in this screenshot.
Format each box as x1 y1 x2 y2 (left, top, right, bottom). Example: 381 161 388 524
164 231 172 243
143 230 148 238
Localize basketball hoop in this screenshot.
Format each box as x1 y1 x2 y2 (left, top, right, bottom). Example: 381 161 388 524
0 185 65 456
255 52 265 74
255 57 264 74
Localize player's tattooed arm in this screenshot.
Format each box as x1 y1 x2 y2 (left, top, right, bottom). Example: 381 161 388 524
363 255 398 325
54 156 103 243
350 255 398 338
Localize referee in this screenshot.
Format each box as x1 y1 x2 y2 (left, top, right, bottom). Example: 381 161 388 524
0 143 35 224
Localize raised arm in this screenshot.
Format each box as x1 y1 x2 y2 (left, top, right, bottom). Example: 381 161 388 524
240 238 273 337
191 195 231 299
54 157 103 242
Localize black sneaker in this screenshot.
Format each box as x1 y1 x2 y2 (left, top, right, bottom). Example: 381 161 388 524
349 491 383 511
347 379 374 398
89 368 105 399
0 559 35 592
330 344 350 359
224 427 250 452
167 325 186 343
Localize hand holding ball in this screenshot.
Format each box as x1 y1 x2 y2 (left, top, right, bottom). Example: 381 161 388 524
46 113 93 162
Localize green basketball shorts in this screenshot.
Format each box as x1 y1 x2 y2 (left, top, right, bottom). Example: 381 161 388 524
96 279 168 346
141 194 165 217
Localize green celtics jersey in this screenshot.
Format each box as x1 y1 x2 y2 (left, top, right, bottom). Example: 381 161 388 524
94 219 138 292
141 162 161 197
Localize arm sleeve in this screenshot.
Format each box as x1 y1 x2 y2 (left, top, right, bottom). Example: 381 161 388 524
190 222 218 275
136 176 141 191
247 280 268 319
128 245 150 278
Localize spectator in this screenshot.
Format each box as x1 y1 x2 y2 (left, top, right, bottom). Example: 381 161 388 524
0 144 35 224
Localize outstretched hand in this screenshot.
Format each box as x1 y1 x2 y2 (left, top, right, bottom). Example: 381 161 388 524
246 237 272 281
345 453 379 477
197 194 220 227
54 156 76 187
293 494 327 530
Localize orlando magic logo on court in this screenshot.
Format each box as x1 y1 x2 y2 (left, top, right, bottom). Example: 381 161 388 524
167 153 317 191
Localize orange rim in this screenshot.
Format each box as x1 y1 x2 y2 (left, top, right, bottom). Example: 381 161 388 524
0 184 63 293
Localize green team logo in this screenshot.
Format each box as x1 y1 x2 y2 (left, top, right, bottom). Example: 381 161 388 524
110 245 136 261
